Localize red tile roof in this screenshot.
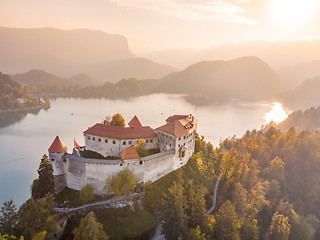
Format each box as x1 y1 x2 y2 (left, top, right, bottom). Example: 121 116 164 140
121 146 140 160
166 115 188 123
157 114 198 137
48 136 68 153
128 116 142 128
84 124 157 139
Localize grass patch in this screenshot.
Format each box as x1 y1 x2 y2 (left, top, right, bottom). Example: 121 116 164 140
62 208 156 240
80 150 105 159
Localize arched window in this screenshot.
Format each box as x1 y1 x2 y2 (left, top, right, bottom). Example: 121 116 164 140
113 140 116 144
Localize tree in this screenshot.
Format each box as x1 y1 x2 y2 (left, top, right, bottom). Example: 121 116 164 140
270 212 291 240
135 139 148 157
0 200 18 235
79 184 95 204
103 116 111 125
0 234 23 240
17 195 59 240
72 212 109 240
31 155 55 199
161 181 188 240
104 168 137 196
110 114 125 127
186 226 206 240
215 201 241 240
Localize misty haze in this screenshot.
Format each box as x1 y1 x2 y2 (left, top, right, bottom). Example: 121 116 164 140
1 0 320 239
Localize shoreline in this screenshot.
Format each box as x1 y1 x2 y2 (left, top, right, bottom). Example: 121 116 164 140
0 103 50 114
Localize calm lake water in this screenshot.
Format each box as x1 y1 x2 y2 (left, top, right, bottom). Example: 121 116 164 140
0 94 277 206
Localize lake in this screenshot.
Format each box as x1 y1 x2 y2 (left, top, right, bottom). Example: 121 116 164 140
0 94 280 206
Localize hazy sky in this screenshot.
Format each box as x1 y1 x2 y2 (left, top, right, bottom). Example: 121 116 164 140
1 0 320 52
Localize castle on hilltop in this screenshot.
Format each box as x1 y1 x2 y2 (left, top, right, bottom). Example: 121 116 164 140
48 114 198 194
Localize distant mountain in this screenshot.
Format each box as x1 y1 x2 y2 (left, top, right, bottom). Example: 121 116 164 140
12 69 96 95
0 27 175 82
74 78 158 99
180 40 320 70
155 56 283 103
83 57 176 83
282 76 320 111
279 60 320 88
140 49 201 69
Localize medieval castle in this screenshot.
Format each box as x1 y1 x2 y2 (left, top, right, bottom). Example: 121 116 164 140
48 114 198 194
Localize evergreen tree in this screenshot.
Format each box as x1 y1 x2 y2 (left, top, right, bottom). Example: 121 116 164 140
31 154 55 199
0 200 18 235
161 180 188 240
72 212 109 240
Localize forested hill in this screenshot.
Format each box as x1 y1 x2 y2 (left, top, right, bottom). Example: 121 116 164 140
265 105 320 133
142 129 320 239
0 72 42 110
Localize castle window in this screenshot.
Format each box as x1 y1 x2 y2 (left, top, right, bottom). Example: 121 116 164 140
88 136 91 140
129 140 132 145
98 138 101 142
178 144 180 147
123 141 126 145
184 136 186 139
146 139 149 143
182 150 186 157
150 139 153 143
120 163 123 166
51 159 55 162
113 140 116 144
105 139 108 143
179 137 181 140
139 161 143 165
93 137 95 141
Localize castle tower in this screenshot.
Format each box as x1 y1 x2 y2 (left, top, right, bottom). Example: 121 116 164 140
48 136 68 193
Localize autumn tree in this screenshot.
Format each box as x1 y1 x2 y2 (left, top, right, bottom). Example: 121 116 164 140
31 154 55 199
0 200 18 235
215 200 241 240
270 212 291 240
104 168 137 196
72 212 109 240
79 184 95 204
135 139 148 157
110 114 125 127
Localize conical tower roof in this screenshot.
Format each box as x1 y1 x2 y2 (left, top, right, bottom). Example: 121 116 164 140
128 115 142 128
48 136 68 153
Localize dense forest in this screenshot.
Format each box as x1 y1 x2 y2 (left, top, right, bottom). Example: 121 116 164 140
0 72 45 111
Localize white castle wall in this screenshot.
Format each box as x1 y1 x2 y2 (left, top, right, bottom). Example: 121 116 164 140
85 134 158 157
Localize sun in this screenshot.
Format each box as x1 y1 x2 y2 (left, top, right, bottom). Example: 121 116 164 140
270 0 318 27
265 102 288 124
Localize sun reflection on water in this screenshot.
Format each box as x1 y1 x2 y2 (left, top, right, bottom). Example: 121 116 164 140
265 102 288 124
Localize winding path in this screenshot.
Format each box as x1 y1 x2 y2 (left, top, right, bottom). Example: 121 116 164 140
206 173 222 215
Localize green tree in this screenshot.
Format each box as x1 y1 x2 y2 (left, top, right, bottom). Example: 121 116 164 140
17 195 59 240
161 181 188 240
72 212 109 240
31 155 55 199
215 200 241 240
270 212 291 240
135 139 148 157
0 200 18 235
79 184 95 204
110 114 125 127
104 168 137 196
